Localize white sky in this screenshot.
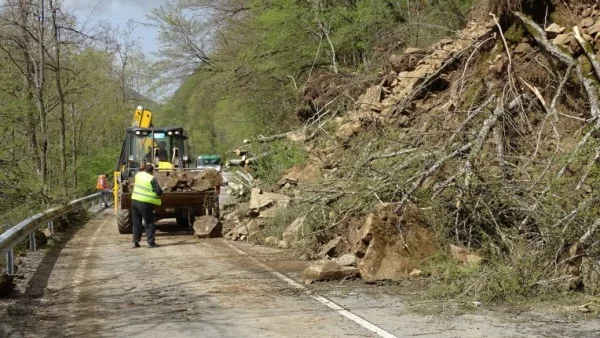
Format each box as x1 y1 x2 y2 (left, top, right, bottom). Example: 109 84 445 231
64 0 167 54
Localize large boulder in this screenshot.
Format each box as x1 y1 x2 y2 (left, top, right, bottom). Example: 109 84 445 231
352 203 436 282
193 216 222 238
249 188 291 212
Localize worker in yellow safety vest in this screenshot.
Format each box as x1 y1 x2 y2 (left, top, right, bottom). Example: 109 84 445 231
131 164 163 248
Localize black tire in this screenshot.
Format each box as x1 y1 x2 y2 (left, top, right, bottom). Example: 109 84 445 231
176 215 189 227
117 208 133 234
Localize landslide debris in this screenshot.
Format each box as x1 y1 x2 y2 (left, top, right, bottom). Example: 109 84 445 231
224 0 600 299
155 168 223 192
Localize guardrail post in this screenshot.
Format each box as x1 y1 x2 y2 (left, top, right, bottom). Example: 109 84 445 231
48 220 54 235
6 249 14 275
29 232 37 252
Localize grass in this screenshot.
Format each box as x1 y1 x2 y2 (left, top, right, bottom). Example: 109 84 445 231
250 140 309 186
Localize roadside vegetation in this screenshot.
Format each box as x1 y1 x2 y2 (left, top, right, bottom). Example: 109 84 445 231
0 1 160 228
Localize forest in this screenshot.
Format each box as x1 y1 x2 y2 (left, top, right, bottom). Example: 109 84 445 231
0 0 471 224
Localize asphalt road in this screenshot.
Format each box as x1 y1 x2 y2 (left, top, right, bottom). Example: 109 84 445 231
2 208 600 337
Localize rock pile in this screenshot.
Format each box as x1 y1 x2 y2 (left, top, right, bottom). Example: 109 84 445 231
154 168 222 192
334 21 492 143
224 188 292 241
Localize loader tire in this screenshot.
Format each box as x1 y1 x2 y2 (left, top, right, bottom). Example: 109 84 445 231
176 215 189 227
117 208 133 234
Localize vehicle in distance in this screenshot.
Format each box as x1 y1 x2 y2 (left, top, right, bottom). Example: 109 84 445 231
197 154 222 172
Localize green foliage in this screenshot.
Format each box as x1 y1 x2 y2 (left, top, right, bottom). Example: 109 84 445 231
0 3 149 226
258 204 308 241
251 140 309 186
504 24 527 44
154 0 474 153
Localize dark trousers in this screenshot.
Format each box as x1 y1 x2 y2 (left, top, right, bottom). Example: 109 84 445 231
101 189 112 206
132 200 156 245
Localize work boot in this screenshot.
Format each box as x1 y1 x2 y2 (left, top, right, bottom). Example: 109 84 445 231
147 243 159 248
132 243 140 248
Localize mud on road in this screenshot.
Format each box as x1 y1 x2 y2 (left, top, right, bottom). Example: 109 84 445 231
1 209 600 337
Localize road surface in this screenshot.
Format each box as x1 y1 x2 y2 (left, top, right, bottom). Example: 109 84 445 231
2 209 600 337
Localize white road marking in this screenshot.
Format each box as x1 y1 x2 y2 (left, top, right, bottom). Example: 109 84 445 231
222 240 398 338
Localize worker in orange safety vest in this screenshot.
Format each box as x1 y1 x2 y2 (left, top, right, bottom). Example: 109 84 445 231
96 174 112 208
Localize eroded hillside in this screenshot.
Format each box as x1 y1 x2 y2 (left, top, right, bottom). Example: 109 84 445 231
223 0 600 303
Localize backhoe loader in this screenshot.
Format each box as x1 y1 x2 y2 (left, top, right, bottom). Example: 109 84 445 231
113 106 220 234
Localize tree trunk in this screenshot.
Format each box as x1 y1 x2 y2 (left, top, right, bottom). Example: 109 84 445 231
70 103 78 190
50 0 68 198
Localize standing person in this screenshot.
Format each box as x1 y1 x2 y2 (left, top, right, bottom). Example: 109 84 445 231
96 174 112 208
131 164 163 248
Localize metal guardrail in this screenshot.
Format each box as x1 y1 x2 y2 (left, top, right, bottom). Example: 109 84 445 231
0 193 103 275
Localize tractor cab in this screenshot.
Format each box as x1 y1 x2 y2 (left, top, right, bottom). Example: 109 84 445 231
117 126 191 179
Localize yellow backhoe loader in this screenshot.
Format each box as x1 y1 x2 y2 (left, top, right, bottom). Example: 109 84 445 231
113 106 220 234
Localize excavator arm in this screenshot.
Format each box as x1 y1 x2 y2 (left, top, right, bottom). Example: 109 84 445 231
132 106 152 128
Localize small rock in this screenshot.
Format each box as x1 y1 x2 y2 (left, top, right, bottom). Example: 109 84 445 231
225 224 248 241
265 236 279 246
581 17 595 28
224 212 238 222
404 47 424 55
355 85 382 112
582 8 592 18
577 302 600 313
466 254 483 266
588 21 600 36
388 54 403 72
302 260 359 283
318 236 343 258
408 269 423 278
335 253 358 267
245 219 264 237
282 217 305 244
335 121 362 141
545 23 566 36
514 42 533 55
450 244 483 266
277 240 290 249
249 189 290 212
552 33 572 46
